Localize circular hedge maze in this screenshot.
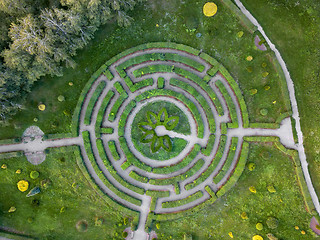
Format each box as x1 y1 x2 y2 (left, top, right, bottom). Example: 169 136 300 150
76 42 251 239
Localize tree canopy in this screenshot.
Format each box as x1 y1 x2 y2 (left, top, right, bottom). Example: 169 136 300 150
0 0 143 122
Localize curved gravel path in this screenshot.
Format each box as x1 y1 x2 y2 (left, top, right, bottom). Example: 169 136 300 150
234 0 320 215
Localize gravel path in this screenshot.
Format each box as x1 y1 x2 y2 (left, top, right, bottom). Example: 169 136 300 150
234 0 320 215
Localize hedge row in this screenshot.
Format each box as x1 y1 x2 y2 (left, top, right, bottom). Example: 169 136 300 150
108 92 128 122
146 190 170 212
118 100 136 137
117 52 205 73
149 159 205 190
133 64 174 78
108 140 121 161
243 136 279 142
84 81 107 125
172 66 224 116
95 90 115 137
217 68 249 127
157 77 165 89
215 80 238 128
119 136 152 172
216 141 249 198
114 81 125 94
170 78 215 134
152 144 201 175
82 131 142 207
185 135 227 191
221 123 227 134
97 139 145 196
248 123 279 129
100 127 114 134
134 88 204 138
103 69 114 80
129 171 149 183
201 134 216 156
213 137 239 184
162 191 203 209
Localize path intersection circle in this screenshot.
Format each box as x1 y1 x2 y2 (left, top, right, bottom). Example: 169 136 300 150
73 42 295 238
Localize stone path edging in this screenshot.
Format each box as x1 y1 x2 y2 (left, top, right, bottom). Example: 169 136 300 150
234 0 320 215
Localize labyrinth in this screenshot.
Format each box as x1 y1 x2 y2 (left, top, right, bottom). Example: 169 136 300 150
74 42 257 238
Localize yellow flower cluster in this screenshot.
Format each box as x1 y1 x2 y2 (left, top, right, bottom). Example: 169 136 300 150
17 180 29 192
203 2 217 17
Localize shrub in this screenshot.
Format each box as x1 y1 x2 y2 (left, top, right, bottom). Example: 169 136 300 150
30 170 40 179
256 222 263 230
241 212 248 220
17 180 29 192
249 186 256 193
266 217 279 229
260 108 268 116
237 31 244 38
76 220 88 232
247 163 255 171
267 185 276 193
267 233 278 240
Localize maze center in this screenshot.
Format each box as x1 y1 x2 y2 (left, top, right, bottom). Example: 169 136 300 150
130 99 192 161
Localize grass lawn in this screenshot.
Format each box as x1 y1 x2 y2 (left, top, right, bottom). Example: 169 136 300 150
0 0 318 239
239 0 320 209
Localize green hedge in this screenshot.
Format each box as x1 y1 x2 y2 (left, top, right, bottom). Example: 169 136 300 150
117 52 205 73
162 191 203 209
108 140 121 161
100 127 114 134
103 69 114 80
216 141 250 198
201 134 216 156
114 81 125 94
170 78 215 134
84 81 107 125
133 64 174 78
218 67 249 127
215 80 238 128
108 92 128 122
123 76 154 93
185 135 227 190
95 90 115 136
213 137 239 184
157 77 165 89
129 171 149 183
118 100 136 137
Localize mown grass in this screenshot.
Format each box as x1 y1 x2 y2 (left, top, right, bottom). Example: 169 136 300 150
156 143 316 239
0 148 133 239
239 0 320 209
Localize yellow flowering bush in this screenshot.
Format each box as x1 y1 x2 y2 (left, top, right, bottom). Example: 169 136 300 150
246 56 253 61
228 232 234 238
17 180 29 192
241 212 248 219
249 186 257 193
203 2 217 17
252 235 263 240
38 103 46 111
